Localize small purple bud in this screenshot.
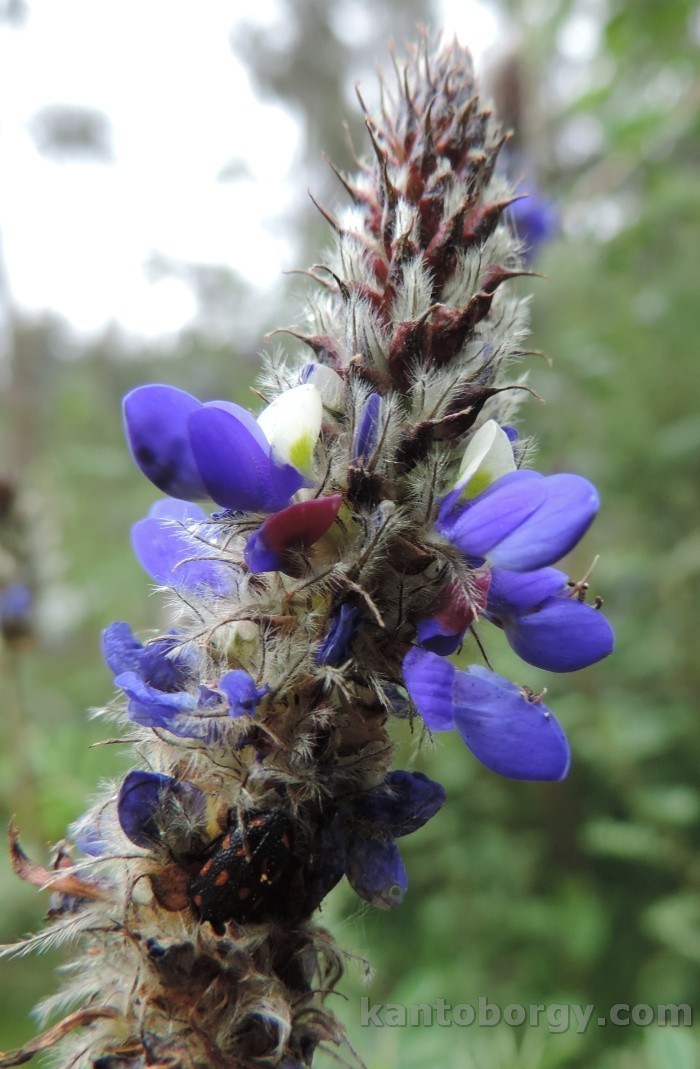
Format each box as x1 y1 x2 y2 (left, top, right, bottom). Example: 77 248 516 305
315 603 362 666
217 669 267 718
353 393 383 464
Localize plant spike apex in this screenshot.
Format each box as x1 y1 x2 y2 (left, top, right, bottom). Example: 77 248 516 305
4 36 613 1069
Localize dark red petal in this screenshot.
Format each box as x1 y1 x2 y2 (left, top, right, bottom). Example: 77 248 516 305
261 493 343 554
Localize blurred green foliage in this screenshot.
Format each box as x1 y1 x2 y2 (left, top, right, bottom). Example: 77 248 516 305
2 1 700 1066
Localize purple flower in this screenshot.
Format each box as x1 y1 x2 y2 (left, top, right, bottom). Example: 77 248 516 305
437 469 599 572
131 498 234 594
102 621 195 693
117 770 204 849
108 631 266 740
402 647 570 781
123 383 322 514
217 669 268 717
486 567 614 672
303 769 446 912
104 620 216 737
342 769 444 908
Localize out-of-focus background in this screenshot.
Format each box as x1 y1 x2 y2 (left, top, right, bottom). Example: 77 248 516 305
1 1 699 1066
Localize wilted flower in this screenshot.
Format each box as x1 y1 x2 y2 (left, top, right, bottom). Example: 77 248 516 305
306 770 446 911
102 620 196 691
117 769 205 849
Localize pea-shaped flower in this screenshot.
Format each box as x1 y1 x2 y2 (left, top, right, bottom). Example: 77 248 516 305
402 647 570 781
123 383 322 513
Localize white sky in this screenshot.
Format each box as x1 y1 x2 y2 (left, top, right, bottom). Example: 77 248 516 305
0 0 500 341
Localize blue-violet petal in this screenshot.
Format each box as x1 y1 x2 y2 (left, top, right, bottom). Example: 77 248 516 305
316 604 362 666
188 405 304 513
487 473 599 571
123 385 208 500
353 393 383 464
437 469 545 558
131 499 232 594
452 667 570 780
217 669 267 718
117 770 177 848
503 596 615 672
486 566 568 615
401 647 457 731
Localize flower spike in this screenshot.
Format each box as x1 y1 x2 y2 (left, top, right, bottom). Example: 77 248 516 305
7 39 613 1069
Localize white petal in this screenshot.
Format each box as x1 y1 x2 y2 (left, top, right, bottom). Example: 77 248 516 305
302 363 345 413
257 383 323 475
455 419 517 499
